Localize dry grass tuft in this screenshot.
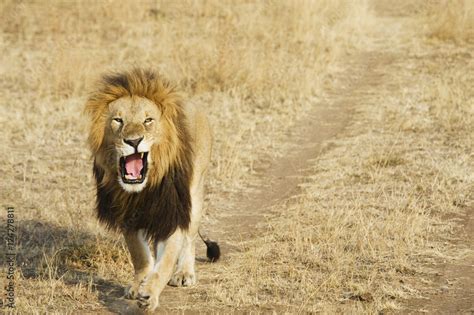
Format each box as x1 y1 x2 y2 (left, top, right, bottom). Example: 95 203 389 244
422 0 474 42
53 241 128 273
368 153 405 168
428 69 474 132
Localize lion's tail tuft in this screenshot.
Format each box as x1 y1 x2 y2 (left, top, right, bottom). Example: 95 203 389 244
198 231 221 262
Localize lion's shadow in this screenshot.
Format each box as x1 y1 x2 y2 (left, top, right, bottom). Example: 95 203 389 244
5 220 141 314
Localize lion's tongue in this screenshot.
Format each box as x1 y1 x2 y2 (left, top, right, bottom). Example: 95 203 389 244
125 153 143 178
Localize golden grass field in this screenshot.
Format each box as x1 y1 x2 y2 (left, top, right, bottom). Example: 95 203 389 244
0 0 473 313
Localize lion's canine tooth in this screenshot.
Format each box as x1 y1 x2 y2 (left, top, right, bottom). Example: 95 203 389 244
140 152 144 158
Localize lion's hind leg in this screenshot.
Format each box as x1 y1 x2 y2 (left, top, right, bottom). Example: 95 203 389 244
168 234 197 287
168 175 204 287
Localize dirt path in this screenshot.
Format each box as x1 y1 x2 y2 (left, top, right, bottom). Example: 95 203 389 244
406 210 474 314
101 3 473 313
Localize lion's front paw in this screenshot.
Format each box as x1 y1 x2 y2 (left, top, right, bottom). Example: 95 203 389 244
125 285 137 299
125 282 140 299
168 271 196 287
137 294 159 312
125 269 152 300
136 277 159 311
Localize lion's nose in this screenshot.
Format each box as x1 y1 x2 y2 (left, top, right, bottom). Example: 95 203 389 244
124 137 143 149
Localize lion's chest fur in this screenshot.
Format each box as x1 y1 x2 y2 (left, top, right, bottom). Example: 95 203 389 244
93 163 192 241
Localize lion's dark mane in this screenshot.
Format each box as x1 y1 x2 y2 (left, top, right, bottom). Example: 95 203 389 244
93 157 192 242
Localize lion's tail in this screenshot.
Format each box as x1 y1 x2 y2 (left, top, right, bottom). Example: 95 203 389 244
198 230 221 262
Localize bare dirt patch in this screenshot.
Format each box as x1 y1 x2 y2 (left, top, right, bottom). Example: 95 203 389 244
405 211 474 314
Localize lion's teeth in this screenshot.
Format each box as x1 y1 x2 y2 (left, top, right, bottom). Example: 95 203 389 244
140 153 144 158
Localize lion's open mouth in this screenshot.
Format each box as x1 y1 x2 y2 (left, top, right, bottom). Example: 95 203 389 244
120 152 148 184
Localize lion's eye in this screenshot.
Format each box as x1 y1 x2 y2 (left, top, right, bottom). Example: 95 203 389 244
113 117 123 124
144 118 154 124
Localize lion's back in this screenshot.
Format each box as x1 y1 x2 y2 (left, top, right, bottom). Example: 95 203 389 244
184 102 212 180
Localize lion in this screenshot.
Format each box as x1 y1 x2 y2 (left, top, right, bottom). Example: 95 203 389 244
84 68 219 311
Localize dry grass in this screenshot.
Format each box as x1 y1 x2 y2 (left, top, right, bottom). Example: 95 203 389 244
422 0 474 42
0 0 373 313
0 0 472 313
